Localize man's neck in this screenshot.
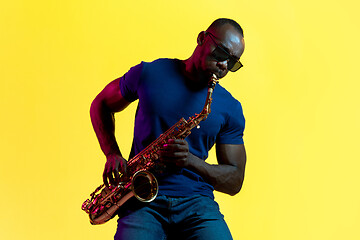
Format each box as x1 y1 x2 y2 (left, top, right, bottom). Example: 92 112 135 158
181 58 209 88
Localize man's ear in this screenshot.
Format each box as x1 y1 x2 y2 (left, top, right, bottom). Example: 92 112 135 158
197 31 206 46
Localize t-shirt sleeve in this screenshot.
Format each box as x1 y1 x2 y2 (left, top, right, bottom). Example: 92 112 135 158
118 62 144 102
216 102 245 144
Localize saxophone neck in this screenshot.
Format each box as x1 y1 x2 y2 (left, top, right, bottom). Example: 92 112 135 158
199 74 218 118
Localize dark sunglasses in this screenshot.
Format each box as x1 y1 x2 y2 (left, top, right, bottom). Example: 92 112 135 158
206 32 243 72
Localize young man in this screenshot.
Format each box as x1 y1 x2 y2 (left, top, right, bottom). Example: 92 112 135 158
90 18 246 239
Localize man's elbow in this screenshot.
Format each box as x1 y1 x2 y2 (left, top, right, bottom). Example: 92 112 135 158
228 179 244 196
90 96 110 117
90 98 101 118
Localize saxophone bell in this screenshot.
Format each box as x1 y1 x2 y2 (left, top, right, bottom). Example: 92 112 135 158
131 170 158 202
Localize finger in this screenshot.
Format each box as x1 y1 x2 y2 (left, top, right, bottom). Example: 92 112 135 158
121 159 127 175
163 143 188 152
160 156 187 167
103 171 109 188
167 139 187 145
161 150 188 158
114 170 121 186
159 151 188 163
108 171 116 186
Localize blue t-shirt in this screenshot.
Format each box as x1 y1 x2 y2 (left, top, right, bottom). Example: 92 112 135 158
119 58 245 199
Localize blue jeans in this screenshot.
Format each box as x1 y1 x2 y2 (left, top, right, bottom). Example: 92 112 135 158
114 195 233 240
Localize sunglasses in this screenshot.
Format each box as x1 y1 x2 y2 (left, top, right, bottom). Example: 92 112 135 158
206 32 243 72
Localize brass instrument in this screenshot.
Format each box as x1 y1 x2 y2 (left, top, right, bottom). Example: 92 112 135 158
82 74 218 225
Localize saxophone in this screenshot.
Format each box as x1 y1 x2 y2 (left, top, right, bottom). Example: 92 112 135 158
82 74 218 225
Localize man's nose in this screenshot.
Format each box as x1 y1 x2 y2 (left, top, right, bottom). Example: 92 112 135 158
216 60 228 71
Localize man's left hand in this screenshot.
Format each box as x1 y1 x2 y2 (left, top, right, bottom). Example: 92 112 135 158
158 139 189 167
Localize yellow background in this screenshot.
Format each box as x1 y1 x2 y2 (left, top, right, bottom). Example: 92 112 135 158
1 0 359 239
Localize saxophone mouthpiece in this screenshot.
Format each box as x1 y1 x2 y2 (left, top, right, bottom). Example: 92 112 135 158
208 74 218 88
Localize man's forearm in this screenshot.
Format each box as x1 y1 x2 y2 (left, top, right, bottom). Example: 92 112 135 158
186 153 244 196
90 99 121 157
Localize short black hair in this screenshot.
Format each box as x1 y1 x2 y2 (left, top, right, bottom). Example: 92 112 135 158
208 18 244 38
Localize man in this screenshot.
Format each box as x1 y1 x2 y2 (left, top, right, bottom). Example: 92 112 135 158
90 18 246 239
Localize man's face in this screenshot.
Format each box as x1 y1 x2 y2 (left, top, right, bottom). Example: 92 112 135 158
197 24 245 79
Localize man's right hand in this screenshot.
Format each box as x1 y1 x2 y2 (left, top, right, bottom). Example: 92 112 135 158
103 153 127 187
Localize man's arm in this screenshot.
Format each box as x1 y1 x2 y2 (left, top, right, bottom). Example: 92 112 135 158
90 78 131 187
160 139 247 196
213 143 247 195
